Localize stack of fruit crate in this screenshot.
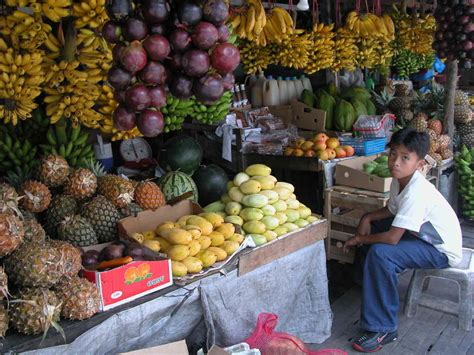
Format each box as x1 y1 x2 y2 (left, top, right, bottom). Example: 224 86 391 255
324 186 389 263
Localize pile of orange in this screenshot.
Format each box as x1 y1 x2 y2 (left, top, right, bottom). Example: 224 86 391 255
284 133 355 161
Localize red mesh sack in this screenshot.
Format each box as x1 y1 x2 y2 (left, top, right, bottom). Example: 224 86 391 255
244 313 347 355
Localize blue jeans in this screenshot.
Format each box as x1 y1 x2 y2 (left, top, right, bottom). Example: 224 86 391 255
354 218 449 333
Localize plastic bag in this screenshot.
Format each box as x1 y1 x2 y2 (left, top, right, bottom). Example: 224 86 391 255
244 313 347 355
352 114 395 138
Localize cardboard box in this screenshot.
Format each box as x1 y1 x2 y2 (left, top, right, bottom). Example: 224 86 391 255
335 155 392 193
82 243 172 311
118 200 203 240
269 100 326 133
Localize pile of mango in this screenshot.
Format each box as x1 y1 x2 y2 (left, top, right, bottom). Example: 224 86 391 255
284 133 355 161
131 213 245 277
362 155 392 178
203 164 320 246
300 85 376 132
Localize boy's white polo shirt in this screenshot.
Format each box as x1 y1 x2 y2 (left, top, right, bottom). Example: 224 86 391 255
387 170 462 266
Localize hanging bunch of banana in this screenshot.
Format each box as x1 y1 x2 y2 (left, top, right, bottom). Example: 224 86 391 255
239 40 273 74
229 0 266 43
391 5 435 55
330 27 358 72
305 23 335 74
5 0 71 22
259 7 294 45
272 29 312 70
344 11 395 69
97 84 143 141
0 48 44 125
72 0 108 29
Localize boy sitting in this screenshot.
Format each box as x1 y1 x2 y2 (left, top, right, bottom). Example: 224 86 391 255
343 127 462 353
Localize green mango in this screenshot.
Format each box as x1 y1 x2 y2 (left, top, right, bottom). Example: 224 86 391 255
334 99 356 132
340 87 371 101
365 99 377 115
300 89 317 108
316 93 336 130
350 99 368 120
326 83 338 97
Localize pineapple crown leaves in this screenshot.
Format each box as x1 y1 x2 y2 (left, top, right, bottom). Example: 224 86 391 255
84 158 106 178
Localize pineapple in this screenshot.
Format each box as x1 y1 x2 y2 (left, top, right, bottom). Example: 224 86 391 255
81 195 121 243
23 219 46 244
429 139 440 155
0 266 8 300
134 181 166 210
5 241 67 287
20 180 51 213
427 119 443 135
438 134 451 149
454 90 470 106
0 183 22 217
389 96 411 112
119 203 143 218
0 212 24 257
430 152 443 166
409 115 428 132
0 305 8 337
64 168 97 200
372 88 394 113
97 175 135 208
44 195 78 238
38 154 70 188
58 215 98 247
55 276 100 320
394 83 410 97
397 109 414 123
48 240 82 278
10 288 61 335
454 105 472 124
457 122 474 148
440 148 453 160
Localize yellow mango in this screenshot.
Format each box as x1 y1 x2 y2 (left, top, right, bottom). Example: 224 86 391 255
142 239 161 252
142 230 156 240
182 257 203 273
226 181 235 192
229 233 244 243
290 193 297 200
240 207 264 221
215 223 235 238
233 172 250 187
273 187 292 200
294 219 310 228
176 216 193 228
241 194 269 208
209 231 225 247
199 212 224 228
268 175 278 183
221 193 232 204
188 240 202 256
225 202 242 216
285 209 300 223
183 225 202 239
273 226 289 236
207 246 228 261
156 237 171 252
251 176 276 190
275 212 288 225
297 206 312 219
260 216 279 230
263 230 278 242
156 221 176 233
239 180 262 194
261 204 276 216
171 261 188 277
282 222 299 232
286 198 300 210
131 233 144 243
260 190 279 204
186 216 213 235
221 241 239 255
306 215 319 223
166 245 190 261
197 235 212 249
243 220 266 234
196 250 217 267
272 200 287 212
228 187 244 203
160 228 193 245
225 215 244 226
275 181 295 193
245 164 271 177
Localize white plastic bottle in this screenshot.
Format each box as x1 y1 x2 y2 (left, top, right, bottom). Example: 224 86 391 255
262 75 280 106
277 76 289 105
294 76 305 100
286 77 297 103
250 72 266 108
301 75 312 92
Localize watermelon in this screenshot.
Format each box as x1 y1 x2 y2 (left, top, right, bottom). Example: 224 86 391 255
159 136 203 175
192 164 229 207
159 171 199 203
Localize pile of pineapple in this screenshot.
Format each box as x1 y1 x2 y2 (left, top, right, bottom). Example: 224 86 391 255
205 164 319 246
132 213 246 278
0 153 169 336
373 83 454 164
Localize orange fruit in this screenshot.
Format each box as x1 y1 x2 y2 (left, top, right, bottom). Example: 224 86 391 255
124 267 139 283
326 138 340 149
313 133 329 143
138 263 151 277
292 148 304 157
342 145 355 157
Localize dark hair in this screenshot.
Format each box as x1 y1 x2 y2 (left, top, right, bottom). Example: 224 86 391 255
389 127 429 159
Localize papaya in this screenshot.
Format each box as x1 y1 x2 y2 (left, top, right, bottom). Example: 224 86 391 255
316 92 336 130
350 99 368 119
326 83 338 97
334 99 356 132
365 99 377 115
314 88 330 100
340 87 371 101
300 89 317 107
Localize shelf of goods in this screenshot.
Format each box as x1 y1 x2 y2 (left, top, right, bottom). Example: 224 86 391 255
324 186 389 264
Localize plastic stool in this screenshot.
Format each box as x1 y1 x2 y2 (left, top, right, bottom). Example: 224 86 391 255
404 248 474 331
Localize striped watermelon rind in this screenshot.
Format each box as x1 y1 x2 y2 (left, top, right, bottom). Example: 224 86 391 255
159 171 199 203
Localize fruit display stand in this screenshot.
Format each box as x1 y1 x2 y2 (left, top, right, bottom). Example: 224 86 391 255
1 229 331 354
324 186 389 264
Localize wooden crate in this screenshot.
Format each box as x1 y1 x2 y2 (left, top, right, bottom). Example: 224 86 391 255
324 186 389 264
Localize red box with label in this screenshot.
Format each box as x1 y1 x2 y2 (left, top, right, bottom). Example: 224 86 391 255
82 244 172 311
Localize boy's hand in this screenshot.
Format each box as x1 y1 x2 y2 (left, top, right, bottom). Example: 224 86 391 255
357 215 371 236
343 236 361 253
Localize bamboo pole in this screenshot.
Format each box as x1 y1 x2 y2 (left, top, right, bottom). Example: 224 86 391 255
443 60 458 148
